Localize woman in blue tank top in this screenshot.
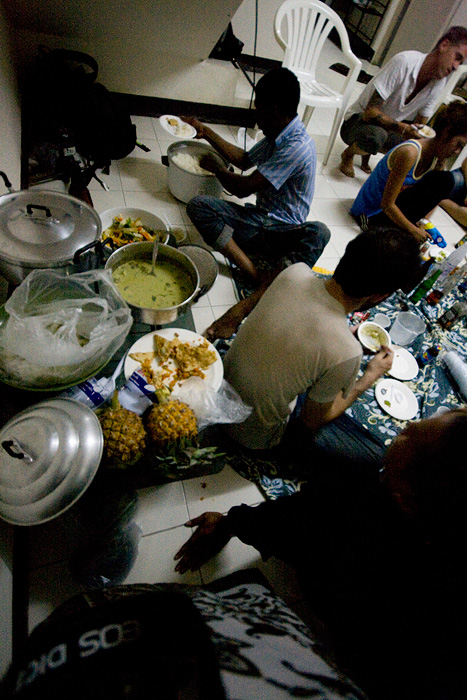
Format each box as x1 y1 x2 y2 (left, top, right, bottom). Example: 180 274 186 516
351 101 467 244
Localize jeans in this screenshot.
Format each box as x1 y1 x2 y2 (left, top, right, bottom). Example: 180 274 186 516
340 114 406 155
186 195 331 270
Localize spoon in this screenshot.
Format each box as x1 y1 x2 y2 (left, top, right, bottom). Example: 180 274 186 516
151 233 160 276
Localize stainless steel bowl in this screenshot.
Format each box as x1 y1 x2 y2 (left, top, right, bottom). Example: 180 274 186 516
105 241 200 325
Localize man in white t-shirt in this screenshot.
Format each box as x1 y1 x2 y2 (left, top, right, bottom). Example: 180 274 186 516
339 26 467 178
223 227 421 450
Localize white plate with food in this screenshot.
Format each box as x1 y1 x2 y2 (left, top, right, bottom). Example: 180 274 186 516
375 378 419 420
159 115 196 139
388 345 419 381
124 328 223 394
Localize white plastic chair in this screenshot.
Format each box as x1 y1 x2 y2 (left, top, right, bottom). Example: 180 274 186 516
275 0 362 165
433 63 467 110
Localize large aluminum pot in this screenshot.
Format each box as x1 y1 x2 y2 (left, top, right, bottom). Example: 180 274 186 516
0 398 103 526
0 189 102 284
166 140 227 203
105 241 200 325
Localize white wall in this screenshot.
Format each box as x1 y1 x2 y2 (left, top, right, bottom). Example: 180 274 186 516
6 0 247 105
0 2 22 190
383 0 462 61
232 0 284 60
0 5 17 678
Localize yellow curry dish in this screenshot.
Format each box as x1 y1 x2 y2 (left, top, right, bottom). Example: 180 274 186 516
112 260 195 309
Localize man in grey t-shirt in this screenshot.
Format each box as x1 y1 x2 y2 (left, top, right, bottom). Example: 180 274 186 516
223 227 421 450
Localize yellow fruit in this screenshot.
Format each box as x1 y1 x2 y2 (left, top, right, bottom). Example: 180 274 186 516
98 394 146 466
146 399 197 450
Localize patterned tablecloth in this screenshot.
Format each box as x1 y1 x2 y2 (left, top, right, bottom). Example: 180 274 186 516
348 285 467 447
217 277 467 499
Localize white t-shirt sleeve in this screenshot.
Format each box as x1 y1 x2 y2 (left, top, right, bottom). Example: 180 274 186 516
372 53 408 103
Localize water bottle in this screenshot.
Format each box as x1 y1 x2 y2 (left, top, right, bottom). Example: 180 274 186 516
437 245 467 284
420 219 447 248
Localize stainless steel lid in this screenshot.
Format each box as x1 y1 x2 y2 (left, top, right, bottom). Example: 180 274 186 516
0 398 103 526
179 245 218 296
0 190 101 265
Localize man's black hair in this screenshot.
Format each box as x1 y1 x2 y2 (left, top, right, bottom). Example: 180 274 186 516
333 227 421 298
254 67 301 116
435 26 467 48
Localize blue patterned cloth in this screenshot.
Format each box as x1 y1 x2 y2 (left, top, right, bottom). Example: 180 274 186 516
216 281 467 500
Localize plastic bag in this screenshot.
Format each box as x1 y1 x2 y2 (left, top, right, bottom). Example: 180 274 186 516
0 268 132 388
176 377 252 431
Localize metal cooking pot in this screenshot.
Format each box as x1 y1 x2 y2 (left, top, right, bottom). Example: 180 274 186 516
0 398 103 526
105 241 200 325
0 189 102 284
165 140 227 203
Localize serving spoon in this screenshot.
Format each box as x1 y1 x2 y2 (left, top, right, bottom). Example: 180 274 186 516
150 232 160 276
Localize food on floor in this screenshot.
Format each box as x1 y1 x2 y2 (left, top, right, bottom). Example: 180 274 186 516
98 391 146 466
146 397 197 450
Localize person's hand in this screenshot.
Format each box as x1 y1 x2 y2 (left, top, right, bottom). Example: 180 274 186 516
174 512 232 573
199 153 220 174
181 116 207 139
413 225 431 244
398 122 421 139
366 345 394 379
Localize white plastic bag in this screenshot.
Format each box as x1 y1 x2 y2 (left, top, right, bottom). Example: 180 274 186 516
0 269 132 387
176 377 252 431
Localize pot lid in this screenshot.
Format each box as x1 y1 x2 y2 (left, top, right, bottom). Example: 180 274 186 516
0 190 101 265
179 245 218 296
0 398 103 526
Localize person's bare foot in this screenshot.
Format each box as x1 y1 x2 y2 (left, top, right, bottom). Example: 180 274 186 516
361 155 372 174
339 148 355 178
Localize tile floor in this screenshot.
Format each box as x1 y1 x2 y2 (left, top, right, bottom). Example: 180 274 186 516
18 71 467 650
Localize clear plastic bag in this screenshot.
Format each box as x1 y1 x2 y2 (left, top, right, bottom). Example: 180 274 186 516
176 377 252 431
0 269 132 388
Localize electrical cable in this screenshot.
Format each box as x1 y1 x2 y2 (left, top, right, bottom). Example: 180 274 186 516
241 0 259 160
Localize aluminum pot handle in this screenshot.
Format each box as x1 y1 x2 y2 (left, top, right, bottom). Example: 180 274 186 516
73 239 105 266
26 203 52 219
1 439 33 463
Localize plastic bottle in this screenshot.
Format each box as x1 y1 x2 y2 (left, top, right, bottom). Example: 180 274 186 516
438 300 467 330
437 245 467 285
416 344 441 367
419 219 447 248
426 265 467 304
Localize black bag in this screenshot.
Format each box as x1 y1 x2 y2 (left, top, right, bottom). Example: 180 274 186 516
25 47 137 170
209 23 244 61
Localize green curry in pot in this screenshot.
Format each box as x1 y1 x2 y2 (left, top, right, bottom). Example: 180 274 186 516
112 260 195 309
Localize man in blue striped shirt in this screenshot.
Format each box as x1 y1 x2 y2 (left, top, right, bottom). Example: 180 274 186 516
185 68 329 337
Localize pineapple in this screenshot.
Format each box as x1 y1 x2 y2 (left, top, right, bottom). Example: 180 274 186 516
98 391 146 466
146 395 197 451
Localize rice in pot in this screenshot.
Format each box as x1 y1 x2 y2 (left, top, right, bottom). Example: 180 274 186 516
171 153 213 176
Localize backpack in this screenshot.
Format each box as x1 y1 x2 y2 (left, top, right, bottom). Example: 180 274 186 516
25 47 137 172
